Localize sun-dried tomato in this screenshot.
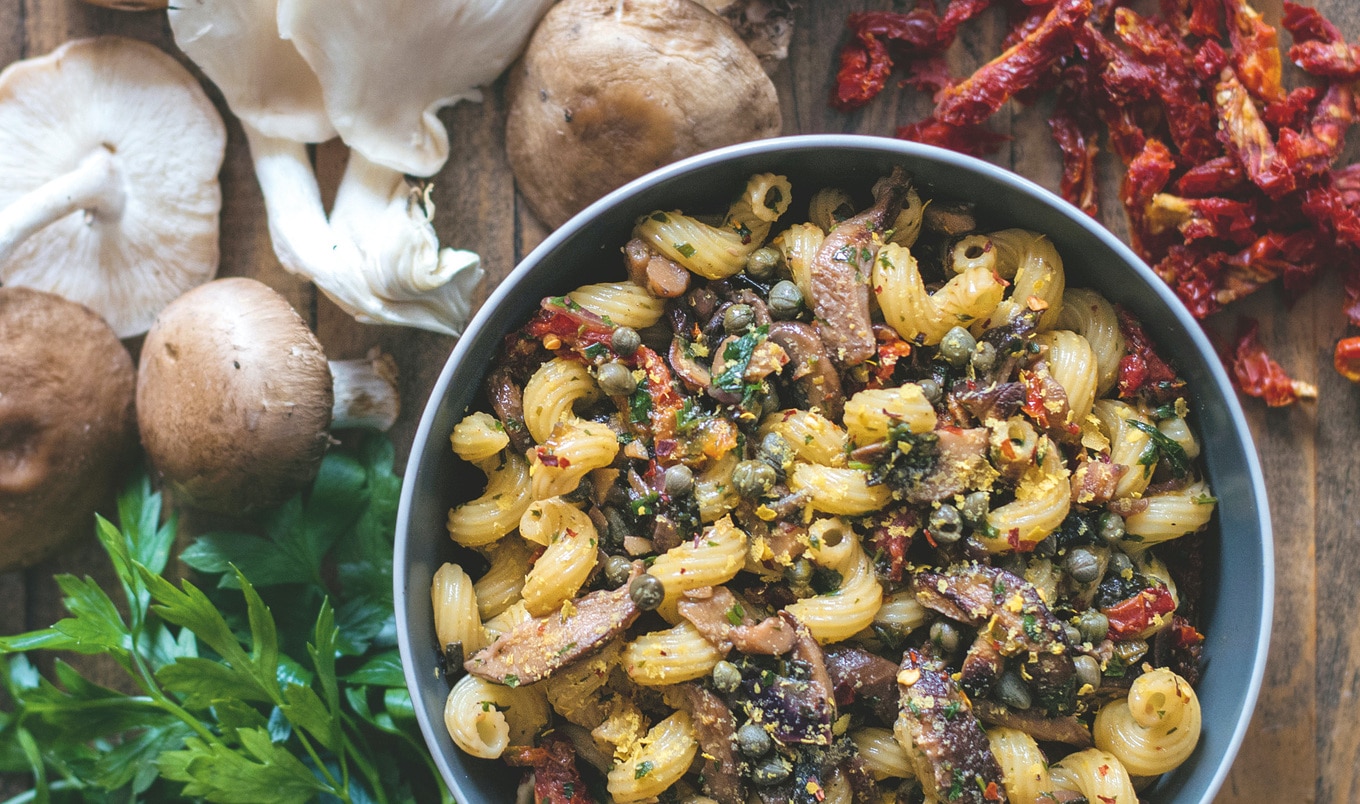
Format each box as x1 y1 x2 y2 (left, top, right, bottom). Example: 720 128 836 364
1215 68 1295 199
1155 244 1226 318
1114 8 1219 164
505 738 597 804
1077 23 1159 104
1101 584 1177 640
1301 184 1360 250
904 54 954 95
1264 85 1321 130
1116 306 1186 403
1282 0 1360 80
1174 155 1247 197
1192 39 1229 81
1229 318 1317 406
938 0 994 48
1050 65 1101 217
1148 194 1258 245
831 31 894 112
1121 138 1176 260
1334 337 1360 383
850 8 942 49
1223 0 1285 103
1187 0 1221 39
1276 84 1355 182
896 116 1010 156
935 0 1091 126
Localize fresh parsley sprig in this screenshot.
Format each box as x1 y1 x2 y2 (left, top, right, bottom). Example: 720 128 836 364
0 433 446 804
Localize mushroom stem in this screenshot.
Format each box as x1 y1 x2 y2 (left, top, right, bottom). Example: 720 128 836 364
329 350 400 431
0 147 124 267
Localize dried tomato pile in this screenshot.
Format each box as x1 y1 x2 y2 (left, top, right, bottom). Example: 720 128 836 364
831 0 1360 405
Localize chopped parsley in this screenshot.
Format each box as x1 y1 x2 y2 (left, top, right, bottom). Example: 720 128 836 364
675 242 697 258
1127 418 1191 478
725 602 745 626
634 760 655 779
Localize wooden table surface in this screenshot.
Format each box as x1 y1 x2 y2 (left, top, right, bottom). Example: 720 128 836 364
1 0 1355 801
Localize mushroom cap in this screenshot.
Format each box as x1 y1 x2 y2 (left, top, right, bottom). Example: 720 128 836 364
277 0 555 178
168 0 335 144
0 287 137 569
505 0 782 229
0 36 227 338
137 277 335 513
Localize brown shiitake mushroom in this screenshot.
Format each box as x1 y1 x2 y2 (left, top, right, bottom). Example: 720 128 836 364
137 277 399 513
505 0 782 230
0 287 137 569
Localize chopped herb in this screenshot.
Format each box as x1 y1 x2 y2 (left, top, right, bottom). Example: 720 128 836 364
504 674 520 688
1127 419 1191 477
583 343 608 361
712 325 769 398
725 602 745 626
651 212 669 223
675 242 697 258
1022 613 1042 641
630 381 652 423
943 701 962 719
635 760 654 779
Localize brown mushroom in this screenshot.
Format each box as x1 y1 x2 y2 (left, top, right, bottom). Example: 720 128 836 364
0 287 136 569
505 0 782 229
136 277 399 513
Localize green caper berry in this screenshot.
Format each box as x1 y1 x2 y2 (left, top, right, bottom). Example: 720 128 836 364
732 460 776 498
736 723 772 758
604 555 633 588
1076 610 1110 644
712 660 742 693
939 326 977 366
768 280 803 319
971 340 997 372
598 361 637 396
928 504 963 543
751 756 793 787
929 620 961 654
759 432 793 472
611 326 641 356
961 491 989 524
1073 655 1102 691
1065 547 1101 584
723 304 756 334
995 670 1032 710
663 464 695 497
784 557 814 588
918 377 943 404
1107 552 1135 579
746 246 781 280
1098 511 1126 543
629 574 665 611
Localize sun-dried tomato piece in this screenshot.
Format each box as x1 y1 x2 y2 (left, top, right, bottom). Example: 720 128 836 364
1344 266 1360 327
1116 306 1186 403
1114 8 1219 164
1101 584 1177 640
1175 155 1247 196
1155 244 1227 318
1215 67 1294 199
1334 336 1360 382
1264 85 1321 130
1049 65 1101 217
1276 83 1356 181
1335 163 1360 206
1222 0 1285 103
1301 184 1360 250
1147 194 1258 245
831 31 895 111
938 0 994 48
935 0 1091 125
896 116 1010 156
1187 0 1221 38
850 8 942 48
1003 4 1050 50
905 54 955 95
1192 38 1229 81
1282 0 1360 80
1228 317 1316 406
1121 138 1176 260
505 738 598 804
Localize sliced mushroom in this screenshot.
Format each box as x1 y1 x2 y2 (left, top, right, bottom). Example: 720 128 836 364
0 37 225 337
767 321 845 420
137 278 400 513
0 288 137 569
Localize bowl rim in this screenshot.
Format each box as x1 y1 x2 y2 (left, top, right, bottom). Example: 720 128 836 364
395 133 1274 804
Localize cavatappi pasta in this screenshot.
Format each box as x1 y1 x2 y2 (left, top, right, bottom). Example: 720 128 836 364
436 170 1217 803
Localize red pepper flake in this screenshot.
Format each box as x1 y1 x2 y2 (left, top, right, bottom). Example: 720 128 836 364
1228 317 1317 406
983 781 1004 801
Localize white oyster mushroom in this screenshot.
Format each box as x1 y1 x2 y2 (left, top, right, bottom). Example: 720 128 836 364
0 36 226 338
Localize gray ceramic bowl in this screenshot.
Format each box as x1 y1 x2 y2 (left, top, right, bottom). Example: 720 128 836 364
395 135 1272 803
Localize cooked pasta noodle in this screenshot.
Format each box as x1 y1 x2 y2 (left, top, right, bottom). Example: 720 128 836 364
606 712 697 803
1124 480 1216 546
450 411 509 464
447 451 533 547
473 536 533 620
1094 399 1156 500
520 499 600 616
1055 287 1125 395
1093 668 1202 776
982 228 1065 331
432 562 485 656
648 516 746 620
981 439 1071 552
772 222 825 302
987 727 1055 804
444 674 549 760
787 527 882 643
874 242 1005 345
1050 749 1139 804
528 419 620 500
808 186 855 232
761 409 848 466
522 357 600 444
567 281 666 330
1038 329 1098 424
790 463 891 516
850 727 915 779
634 174 792 280
843 384 937 445
623 620 722 685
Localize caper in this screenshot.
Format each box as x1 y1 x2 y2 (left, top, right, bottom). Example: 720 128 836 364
928 504 964 543
611 326 641 356
971 340 997 373
995 670 1032 710
1063 623 1083 647
1098 511 1126 543
1065 547 1101 584
723 303 756 334
939 326 977 366
759 432 794 473
784 557 814 588
602 506 630 550
929 620 961 654
1107 552 1134 579
918 377 943 405
629 573 665 611
746 246 782 280
598 361 638 396
604 555 633 588
663 464 695 497
736 723 773 758
1073 654 1102 691
1033 536 1057 558
712 660 742 693
768 280 803 319
732 460 776 498
960 491 989 524
759 382 780 416
751 756 793 787
1076 610 1110 644
999 552 1027 578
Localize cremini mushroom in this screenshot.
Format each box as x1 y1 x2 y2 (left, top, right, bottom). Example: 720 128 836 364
169 0 553 336
1 287 137 569
137 277 401 513
505 0 783 229
0 36 226 338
